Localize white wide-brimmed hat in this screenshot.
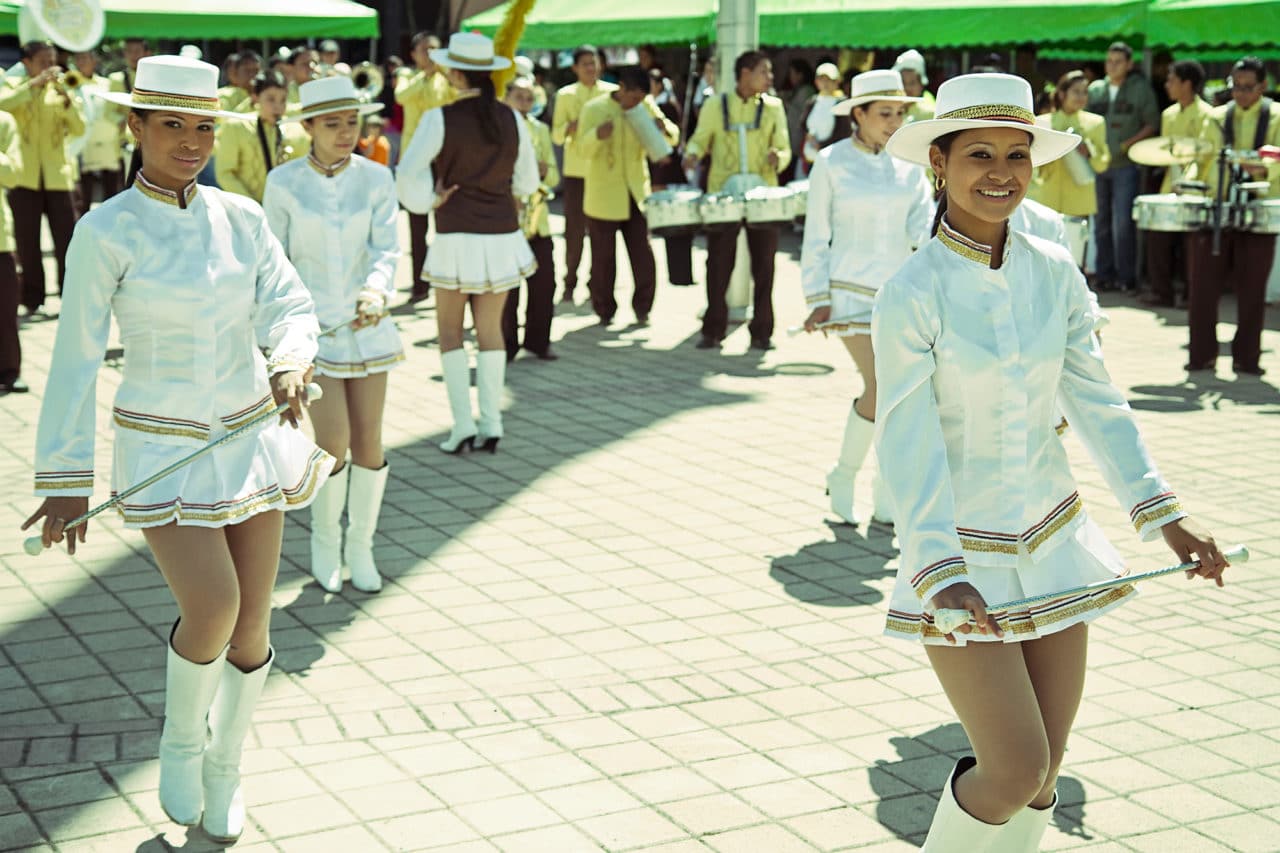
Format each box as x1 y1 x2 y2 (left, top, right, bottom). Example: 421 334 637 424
815 62 840 81
286 75 384 122
893 49 929 86
885 73 1079 167
833 69 922 116
429 32 512 72
97 55 251 120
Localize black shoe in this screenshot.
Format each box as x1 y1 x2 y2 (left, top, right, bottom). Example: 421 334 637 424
410 287 431 304
1184 359 1216 372
0 375 28 393
635 313 649 327
506 350 518 363
478 436 500 453
598 314 614 326
750 336 774 351
696 335 720 350
529 347 559 361
440 434 476 454
1233 362 1266 376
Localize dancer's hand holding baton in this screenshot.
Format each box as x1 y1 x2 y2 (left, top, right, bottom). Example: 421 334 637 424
22 377 322 556
351 296 385 330
803 305 832 336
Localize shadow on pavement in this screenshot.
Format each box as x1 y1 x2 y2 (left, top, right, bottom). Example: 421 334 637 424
768 520 896 607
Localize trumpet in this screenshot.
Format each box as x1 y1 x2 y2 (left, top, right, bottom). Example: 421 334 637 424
349 61 384 103
60 69 85 89
519 186 553 238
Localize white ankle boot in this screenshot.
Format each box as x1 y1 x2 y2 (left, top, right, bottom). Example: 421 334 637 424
440 349 477 453
475 350 506 452
344 462 388 593
826 400 874 525
921 757 1004 852
309 463 348 592
997 792 1056 852
202 650 273 844
158 626 227 827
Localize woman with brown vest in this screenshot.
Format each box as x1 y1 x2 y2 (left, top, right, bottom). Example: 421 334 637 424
397 33 540 454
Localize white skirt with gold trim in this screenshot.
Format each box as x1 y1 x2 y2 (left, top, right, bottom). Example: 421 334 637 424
884 517 1137 645
315 322 405 379
422 231 536 295
110 419 335 529
826 281 878 337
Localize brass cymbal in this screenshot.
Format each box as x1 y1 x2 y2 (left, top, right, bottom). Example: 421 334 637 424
1128 135 1214 167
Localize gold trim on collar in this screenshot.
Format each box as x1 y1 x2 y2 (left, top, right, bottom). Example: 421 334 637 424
937 104 1036 125
937 216 994 265
134 172 199 209
307 152 352 178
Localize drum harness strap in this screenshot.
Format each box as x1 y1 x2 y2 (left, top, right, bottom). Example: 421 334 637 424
256 117 283 172
722 94 766 177
1223 97 1272 149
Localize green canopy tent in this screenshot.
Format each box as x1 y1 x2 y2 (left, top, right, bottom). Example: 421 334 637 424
462 0 717 49
0 0 379 40
1146 0 1280 50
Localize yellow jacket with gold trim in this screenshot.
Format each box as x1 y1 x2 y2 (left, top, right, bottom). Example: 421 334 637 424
577 94 678 221
684 90 791 193
1029 109 1110 217
0 76 85 191
552 79 618 178
395 68 456 156
0 112 22 252
525 116 559 238
34 180 319 498
215 116 310 203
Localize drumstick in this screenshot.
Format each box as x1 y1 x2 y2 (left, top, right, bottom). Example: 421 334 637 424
320 312 389 338
931 544 1249 635
23 383 324 557
786 322 844 337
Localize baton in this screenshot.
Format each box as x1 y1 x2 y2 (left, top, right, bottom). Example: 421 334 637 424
319 312 388 338
785 322 846 337
24 383 323 556
932 544 1249 635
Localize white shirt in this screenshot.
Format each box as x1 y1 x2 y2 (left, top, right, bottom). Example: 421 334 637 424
872 219 1185 602
263 154 399 327
34 178 318 497
395 103 540 216
800 139 933 310
805 93 841 144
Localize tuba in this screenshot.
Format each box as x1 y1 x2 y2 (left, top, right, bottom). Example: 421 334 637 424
18 0 105 53
349 62 385 103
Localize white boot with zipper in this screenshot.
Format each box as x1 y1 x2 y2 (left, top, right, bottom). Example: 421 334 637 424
308 463 348 592
344 462 388 593
825 399 874 525
158 623 227 827
201 649 274 844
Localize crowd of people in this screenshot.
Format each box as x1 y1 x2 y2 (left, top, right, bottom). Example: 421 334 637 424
3 24 1249 852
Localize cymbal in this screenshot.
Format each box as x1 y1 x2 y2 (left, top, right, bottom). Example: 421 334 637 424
1129 135 1214 167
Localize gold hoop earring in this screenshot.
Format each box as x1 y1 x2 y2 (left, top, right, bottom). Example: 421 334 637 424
934 174 946 193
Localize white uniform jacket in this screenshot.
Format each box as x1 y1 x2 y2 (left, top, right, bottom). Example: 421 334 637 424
395 104 541 216
872 219 1185 602
801 140 933 324
34 177 319 497
1011 198 1107 331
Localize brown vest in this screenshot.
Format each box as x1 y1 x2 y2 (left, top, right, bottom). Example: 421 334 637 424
433 99 519 235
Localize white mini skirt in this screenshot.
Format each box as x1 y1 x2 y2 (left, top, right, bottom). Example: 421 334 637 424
110 419 334 529
884 517 1137 645
825 282 877 337
315 321 405 379
423 231 536 295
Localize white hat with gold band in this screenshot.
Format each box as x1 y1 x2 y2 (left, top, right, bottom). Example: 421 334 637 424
832 69 923 116
287 75 384 122
97 55 250 120
429 32 512 72
885 73 1078 167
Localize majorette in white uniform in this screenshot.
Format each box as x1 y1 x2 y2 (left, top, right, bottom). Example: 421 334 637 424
34 171 332 528
800 70 932 528
876 75 1185 647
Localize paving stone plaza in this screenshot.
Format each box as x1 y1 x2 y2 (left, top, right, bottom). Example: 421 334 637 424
1 219 1278 851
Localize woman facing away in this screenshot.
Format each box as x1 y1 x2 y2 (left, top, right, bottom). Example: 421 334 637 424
873 73 1229 851
23 56 332 844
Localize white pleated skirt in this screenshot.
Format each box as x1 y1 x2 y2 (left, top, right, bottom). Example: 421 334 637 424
423 231 536 294
111 420 335 529
884 517 1137 645
825 282 877 337
315 321 405 379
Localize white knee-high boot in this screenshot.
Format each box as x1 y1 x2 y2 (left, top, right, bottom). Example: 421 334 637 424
826 399 874 525
201 650 273 844
440 348 477 453
872 463 895 526
475 350 506 452
158 624 227 827
996 793 1056 852
921 757 1004 852
309 463 348 593
344 462 388 593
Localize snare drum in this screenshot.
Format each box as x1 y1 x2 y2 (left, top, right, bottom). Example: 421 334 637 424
1132 193 1210 232
744 186 798 230
787 179 809 223
645 186 703 237
699 193 746 233
1247 199 1280 233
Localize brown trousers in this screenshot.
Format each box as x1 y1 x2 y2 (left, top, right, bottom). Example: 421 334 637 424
561 176 587 293
407 210 430 299
503 234 556 357
0 253 20 380
703 223 778 342
1186 230 1274 369
1143 230 1186 304
586 200 656 323
9 187 78 311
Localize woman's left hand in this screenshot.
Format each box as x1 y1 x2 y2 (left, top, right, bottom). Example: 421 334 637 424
1162 516 1229 586
354 298 383 329
271 369 312 428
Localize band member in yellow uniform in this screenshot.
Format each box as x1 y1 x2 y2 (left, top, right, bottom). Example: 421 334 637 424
217 51 261 114
503 77 560 361
1028 70 1110 268
215 71 310 204
578 67 679 327
682 51 791 351
396 32 456 302
0 41 85 314
893 50 936 123
552 45 617 304
70 51 124 205
1140 60 1212 307
0 111 24 393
